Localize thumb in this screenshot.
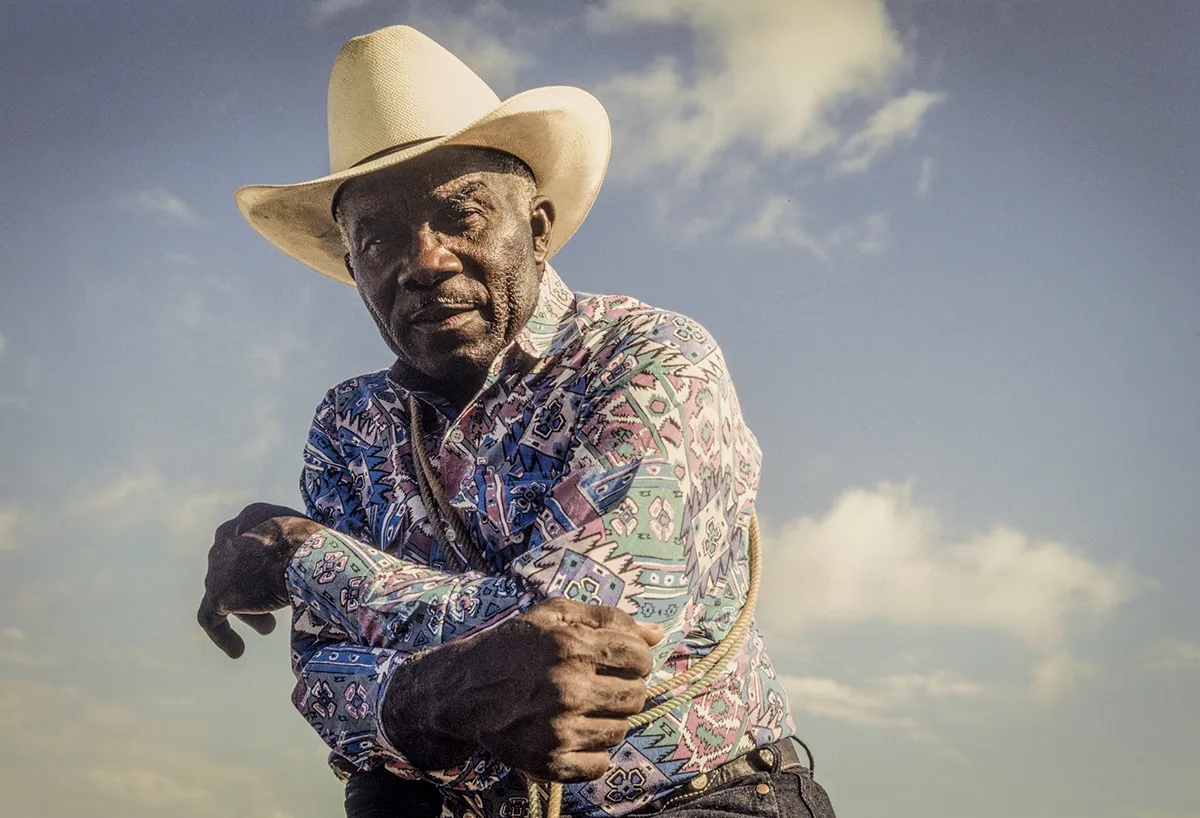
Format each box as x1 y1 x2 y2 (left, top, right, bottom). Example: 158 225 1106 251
636 620 666 647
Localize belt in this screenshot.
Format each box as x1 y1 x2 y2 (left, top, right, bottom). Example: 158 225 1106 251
632 736 815 814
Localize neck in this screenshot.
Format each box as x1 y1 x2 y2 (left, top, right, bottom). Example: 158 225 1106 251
389 357 489 416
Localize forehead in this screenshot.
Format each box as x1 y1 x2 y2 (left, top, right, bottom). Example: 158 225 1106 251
336 147 515 220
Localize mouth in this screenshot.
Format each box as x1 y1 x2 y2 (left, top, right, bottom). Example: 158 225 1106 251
409 301 485 331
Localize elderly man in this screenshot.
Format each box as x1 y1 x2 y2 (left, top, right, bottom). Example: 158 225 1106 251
198 25 835 818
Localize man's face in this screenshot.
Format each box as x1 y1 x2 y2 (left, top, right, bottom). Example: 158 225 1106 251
336 147 553 396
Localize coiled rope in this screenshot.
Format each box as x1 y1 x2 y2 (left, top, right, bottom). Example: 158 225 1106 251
408 397 762 818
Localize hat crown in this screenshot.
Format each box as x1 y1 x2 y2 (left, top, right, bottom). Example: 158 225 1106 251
327 26 501 174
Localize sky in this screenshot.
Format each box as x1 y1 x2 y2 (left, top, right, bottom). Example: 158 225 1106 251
1 0 1198 816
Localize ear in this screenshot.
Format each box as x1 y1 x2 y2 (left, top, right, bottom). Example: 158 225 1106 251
343 253 356 283
529 196 556 264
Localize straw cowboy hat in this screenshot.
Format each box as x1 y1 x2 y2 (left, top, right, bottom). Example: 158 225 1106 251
234 25 611 285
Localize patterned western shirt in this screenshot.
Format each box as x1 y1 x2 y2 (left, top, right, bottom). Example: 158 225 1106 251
285 264 795 817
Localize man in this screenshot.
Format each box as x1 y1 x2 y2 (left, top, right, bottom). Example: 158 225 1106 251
198 25 836 818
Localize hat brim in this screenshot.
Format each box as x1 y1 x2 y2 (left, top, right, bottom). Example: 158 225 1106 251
234 85 610 285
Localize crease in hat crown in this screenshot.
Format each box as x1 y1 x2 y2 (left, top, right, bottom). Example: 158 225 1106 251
233 24 611 285
327 27 499 174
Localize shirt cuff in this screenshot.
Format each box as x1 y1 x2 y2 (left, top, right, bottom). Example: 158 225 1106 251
286 528 375 637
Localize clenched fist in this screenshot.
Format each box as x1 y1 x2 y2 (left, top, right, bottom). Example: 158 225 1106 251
382 597 665 782
197 502 324 659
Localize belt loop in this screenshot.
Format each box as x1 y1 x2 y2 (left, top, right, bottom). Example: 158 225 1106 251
753 742 780 773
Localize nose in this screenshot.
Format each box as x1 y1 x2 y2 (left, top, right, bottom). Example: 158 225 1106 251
403 224 462 289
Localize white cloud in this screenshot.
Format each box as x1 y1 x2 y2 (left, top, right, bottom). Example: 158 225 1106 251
592 0 941 182
836 90 946 174
1030 651 1095 704
310 0 373 24
74 473 164 516
1149 637 1200 672
855 212 890 255
738 195 829 260
118 188 202 226
72 470 250 541
0 507 20 553
409 3 534 97
760 482 1147 651
782 671 994 731
738 197 891 260
917 156 935 197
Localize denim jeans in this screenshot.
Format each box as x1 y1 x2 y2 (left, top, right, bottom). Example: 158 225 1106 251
642 767 837 817
344 758 837 818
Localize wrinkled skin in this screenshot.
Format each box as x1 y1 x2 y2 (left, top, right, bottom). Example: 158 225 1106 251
383 598 663 782
336 146 554 411
198 147 662 781
197 502 322 659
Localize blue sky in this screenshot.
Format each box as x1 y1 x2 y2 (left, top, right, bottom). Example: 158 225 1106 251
1 1 1198 816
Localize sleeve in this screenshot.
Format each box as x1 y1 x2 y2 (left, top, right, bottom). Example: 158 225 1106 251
287 320 760 788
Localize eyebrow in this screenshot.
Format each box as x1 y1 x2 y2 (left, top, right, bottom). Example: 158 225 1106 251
438 180 493 204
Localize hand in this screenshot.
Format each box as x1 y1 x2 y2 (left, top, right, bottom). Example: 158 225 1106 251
197 502 324 659
383 597 665 782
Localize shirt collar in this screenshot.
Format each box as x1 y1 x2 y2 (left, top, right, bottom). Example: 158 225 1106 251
386 263 577 415
512 263 576 363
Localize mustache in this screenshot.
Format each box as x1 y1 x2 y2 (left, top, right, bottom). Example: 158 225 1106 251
402 287 489 319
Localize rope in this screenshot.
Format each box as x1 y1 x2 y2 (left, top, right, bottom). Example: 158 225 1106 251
408 397 492 574
407 396 762 818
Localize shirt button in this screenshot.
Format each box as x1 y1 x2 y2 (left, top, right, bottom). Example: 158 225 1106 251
448 428 465 444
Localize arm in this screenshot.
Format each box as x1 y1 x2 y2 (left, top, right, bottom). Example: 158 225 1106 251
288 322 759 782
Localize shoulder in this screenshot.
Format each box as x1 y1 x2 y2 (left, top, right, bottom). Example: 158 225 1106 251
573 293 728 387
310 369 391 423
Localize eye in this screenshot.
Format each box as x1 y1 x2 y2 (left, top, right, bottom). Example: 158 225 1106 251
360 235 389 254
446 203 485 230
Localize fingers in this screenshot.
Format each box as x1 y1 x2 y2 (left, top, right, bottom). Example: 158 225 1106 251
197 596 246 659
235 612 277 636
535 599 665 644
235 502 306 534
554 599 638 632
213 518 238 546
591 629 655 679
566 675 647 718
544 747 620 783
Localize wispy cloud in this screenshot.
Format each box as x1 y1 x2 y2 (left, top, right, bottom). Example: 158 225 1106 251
1030 651 1095 704
117 188 202 226
72 470 251 541
0 626 56 669
310 0 374 24
738 197 891 260
782 671 995 731
738 195 829 259
854 212 890 255
760 482 1149 654
916 156 935 197
1149 637 1200 673
0 678 295 818
592 0 941 182
0 507 20 553
408 2 534 97
836 90 946 174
